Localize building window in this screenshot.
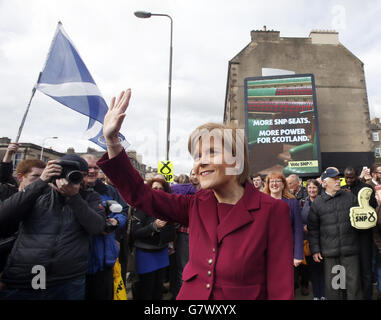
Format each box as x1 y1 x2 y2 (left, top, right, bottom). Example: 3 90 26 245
373 132 380 142
14 152 23 168
376 148 381 158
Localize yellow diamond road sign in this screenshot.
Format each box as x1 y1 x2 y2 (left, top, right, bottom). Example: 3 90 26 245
158 161 173 182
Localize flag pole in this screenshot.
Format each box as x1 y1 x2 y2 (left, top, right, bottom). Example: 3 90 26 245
14 21 62 143
15 73 41 143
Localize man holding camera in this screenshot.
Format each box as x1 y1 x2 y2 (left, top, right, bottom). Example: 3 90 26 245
81 154 128 300
0 154 106 300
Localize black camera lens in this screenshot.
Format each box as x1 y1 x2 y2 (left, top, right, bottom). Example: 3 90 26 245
66 170 83 184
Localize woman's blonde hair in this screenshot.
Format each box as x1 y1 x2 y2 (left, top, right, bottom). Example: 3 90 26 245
187 122 249 186
264 172 295 199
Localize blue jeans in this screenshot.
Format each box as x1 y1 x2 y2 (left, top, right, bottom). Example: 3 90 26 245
0 277 85 300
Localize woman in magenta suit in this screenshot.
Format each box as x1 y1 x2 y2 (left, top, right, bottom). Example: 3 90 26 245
97 89 294 300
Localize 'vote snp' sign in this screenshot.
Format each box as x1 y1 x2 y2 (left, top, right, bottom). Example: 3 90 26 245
158 161 173 182
350 187 377 229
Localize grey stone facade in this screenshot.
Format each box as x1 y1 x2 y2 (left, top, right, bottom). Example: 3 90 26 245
224 29 374 173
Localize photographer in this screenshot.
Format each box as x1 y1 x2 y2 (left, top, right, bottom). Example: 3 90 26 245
81 154 127 300
0 154 106 300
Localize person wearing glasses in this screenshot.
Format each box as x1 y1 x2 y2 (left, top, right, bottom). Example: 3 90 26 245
81 154 128 300
264 173 304 269
264 173 304 297
308 168 362 300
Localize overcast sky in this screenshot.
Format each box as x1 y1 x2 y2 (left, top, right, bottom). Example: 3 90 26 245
0 0 380 175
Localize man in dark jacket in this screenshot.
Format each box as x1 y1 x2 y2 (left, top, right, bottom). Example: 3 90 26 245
308 168 362 300
0 154 106 300
343 166 377 300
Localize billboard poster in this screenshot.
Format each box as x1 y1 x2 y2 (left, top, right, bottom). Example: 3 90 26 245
244 74 322 177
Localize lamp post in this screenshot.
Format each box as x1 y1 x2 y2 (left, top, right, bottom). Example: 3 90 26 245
40 136 58 160
134 10 173 161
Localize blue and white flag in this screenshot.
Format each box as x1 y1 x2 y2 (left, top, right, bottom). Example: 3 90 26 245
36 22 129 150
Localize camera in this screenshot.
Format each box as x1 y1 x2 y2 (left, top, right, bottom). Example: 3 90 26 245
52 160 84 184
103 200 123 233
105 200 123 214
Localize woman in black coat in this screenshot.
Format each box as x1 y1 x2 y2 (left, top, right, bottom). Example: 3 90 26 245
301 179 325 300
131 178 175 300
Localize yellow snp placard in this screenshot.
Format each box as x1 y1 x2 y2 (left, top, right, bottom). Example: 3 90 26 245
288 160 319 168
350 187 377 229
158 161 174 182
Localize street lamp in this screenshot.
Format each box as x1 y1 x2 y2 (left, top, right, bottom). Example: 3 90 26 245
134 10 173 161
40 136 58 160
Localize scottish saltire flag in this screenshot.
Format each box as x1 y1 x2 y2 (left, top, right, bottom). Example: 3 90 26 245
36 22 129 150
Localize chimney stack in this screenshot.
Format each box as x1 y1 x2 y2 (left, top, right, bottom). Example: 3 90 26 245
309 30 339 45
251 28 280 42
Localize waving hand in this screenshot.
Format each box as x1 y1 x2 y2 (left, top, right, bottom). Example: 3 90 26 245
103 89 131 158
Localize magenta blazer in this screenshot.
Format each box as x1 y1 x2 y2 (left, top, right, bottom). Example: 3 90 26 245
98 150 294 300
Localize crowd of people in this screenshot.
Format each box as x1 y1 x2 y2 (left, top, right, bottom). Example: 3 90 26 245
0 89 381 301
250 165 381 300
0 140 200 300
